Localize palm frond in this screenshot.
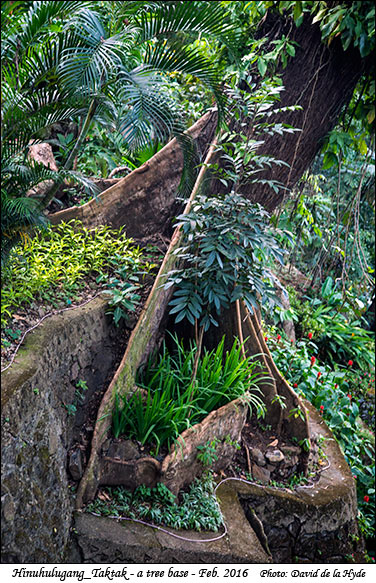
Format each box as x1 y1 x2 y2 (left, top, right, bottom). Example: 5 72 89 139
2 1 92 62
143 41 227 122
116 66 199 194
2 0 233 239
2 161 62 194
137 0 239 56
58 9 133 95
1 189 49 266
116 67 182 149
2 102 86 159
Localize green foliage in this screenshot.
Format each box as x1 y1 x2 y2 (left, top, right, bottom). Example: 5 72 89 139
165 76 299 332
74 125 165 179
166 194 284 330
286 278 375 371
62 378 88 417
1 0 239 254
274 148 374 303
252 36 299 77
267 329 375 540
197 439 220 468
274 1 375 57
109 335 266 451
103 281 141 327
162 71 213 128
1 220 149 329
85 471 223 533
1 1 101 245
223 2 298 76
310 1 375 57
274 2 375 140
216 74 302 193
98 253 157 326
1 190 49 267
196 435 241 467
2 0 236 150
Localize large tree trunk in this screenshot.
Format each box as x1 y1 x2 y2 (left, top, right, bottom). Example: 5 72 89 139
243 13 365 212
197 13 365 445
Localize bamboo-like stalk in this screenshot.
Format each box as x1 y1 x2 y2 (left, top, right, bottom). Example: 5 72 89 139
236 299 246 360
190 324 205 388
38 99 98 210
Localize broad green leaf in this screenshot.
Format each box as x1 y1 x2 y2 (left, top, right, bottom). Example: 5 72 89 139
257 57 267 77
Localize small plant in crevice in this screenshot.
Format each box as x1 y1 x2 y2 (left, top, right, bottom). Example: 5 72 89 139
298 438 311 453
85 471 223 533
62 379 88 417
96 248 156 326
288 406 306 423
271 394 287 410
224 434 242 450
97 252 158 326
197 435 241 469
197 439 220 468
103 280 141 326
2 327 22 349
108 335 266 453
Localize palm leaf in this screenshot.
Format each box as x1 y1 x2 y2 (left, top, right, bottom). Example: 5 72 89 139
58 8 133 95
1 189 48 266
143 41 227 122
2 1 91 61
117 67 180 147
137 0 239 56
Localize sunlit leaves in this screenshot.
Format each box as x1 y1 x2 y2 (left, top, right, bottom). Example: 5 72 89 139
276 1 375 58
1 219 142 325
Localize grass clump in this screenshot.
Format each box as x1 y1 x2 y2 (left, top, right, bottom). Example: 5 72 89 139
1 219 155 329
111 335 266 453
85 472 223 532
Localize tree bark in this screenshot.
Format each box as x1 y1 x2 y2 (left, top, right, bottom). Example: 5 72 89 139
49 110 217 238
242 13 366 212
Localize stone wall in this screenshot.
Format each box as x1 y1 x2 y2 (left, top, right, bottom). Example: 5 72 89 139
1 297 123 563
